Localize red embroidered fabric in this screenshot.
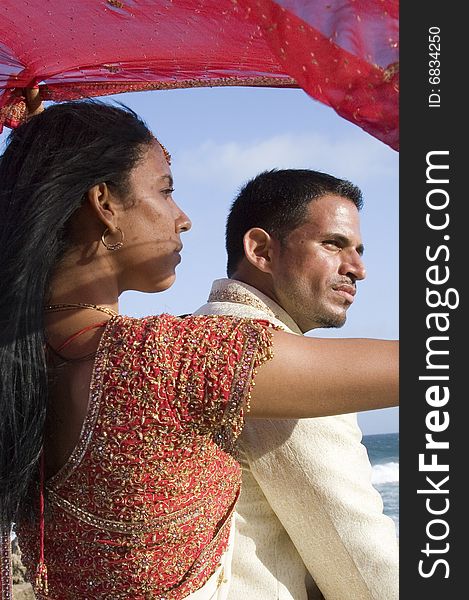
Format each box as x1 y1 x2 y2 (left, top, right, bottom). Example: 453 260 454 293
0 0 398 149
14 314 274 599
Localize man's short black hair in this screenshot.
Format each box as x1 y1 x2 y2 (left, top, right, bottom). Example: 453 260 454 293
225 168 363 277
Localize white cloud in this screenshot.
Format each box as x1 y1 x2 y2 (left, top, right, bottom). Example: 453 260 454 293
175 131 397 190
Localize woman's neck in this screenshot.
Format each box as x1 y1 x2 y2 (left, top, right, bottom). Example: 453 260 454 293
47 247 120 313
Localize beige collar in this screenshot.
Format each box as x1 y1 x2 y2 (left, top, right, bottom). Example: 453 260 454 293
207 279 302 335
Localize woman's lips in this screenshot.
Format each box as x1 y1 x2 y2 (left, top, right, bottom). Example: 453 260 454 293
174 244 183 263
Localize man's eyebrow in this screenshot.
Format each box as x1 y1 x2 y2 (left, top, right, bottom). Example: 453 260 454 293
325 233 365 256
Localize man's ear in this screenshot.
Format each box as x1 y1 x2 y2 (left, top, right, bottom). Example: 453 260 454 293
85 182 119 231
243 227 276 274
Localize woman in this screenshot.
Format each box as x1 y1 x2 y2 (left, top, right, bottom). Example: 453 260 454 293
0 100 397 599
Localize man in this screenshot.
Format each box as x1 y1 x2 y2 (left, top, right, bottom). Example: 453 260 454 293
194 169 399 600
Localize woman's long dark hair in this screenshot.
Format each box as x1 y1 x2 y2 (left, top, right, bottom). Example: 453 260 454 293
0 100 154 524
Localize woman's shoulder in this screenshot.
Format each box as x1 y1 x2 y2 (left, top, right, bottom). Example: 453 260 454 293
113 312 240 330
110 313 275 347
110 313 243 340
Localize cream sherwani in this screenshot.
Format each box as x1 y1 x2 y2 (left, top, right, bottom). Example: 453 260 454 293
194 279 399 600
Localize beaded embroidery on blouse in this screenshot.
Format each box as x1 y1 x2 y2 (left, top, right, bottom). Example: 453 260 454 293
16 314 274 599
0 525 13 600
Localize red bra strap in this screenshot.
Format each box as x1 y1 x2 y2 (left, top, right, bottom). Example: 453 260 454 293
56 321 108 352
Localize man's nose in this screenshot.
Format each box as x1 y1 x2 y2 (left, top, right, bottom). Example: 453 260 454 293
340 252 366 281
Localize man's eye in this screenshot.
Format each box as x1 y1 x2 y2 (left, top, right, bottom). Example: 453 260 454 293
323 240 341 249
162 187 175 196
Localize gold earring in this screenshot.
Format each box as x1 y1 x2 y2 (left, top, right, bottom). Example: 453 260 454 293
101 227 124 251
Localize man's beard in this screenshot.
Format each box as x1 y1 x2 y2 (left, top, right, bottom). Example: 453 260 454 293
280 285 348 331
313 312 347 329
294 303 347 332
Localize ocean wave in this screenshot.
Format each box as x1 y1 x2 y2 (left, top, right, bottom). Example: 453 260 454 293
372 461 399 485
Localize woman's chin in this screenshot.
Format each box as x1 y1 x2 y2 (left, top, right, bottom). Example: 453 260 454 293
150 272 177 293
121 267 177 294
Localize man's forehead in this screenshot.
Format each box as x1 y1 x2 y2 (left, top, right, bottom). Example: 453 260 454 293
303 194 360 224
307 193 359 210
288 195 362 245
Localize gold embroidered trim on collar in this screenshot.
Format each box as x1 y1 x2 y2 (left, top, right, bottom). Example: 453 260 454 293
208 287 278 320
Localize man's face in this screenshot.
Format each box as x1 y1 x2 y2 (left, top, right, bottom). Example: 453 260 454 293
269 194 366 332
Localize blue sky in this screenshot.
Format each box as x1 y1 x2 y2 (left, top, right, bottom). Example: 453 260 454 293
0 86 399 434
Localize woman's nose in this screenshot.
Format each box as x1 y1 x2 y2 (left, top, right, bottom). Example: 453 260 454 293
177 211 192 233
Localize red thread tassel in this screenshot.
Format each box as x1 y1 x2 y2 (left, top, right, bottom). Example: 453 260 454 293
35 561 48 596
35 450 48 596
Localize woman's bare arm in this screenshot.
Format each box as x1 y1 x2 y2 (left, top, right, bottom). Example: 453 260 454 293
249 331 398 418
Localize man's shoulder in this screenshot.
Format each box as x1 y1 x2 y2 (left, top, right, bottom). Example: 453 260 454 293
240 413 362 455
194 299 277 322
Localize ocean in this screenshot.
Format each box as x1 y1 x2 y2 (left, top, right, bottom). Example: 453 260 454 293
362 432 399 535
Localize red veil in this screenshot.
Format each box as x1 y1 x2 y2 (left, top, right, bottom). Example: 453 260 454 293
0 0 398 149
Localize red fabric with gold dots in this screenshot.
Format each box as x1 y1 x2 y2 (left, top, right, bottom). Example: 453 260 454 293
0 0 398 149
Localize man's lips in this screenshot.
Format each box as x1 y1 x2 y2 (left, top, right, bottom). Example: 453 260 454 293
332 284 356 303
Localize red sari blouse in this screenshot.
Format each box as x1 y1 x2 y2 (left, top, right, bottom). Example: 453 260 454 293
13 314 274 599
